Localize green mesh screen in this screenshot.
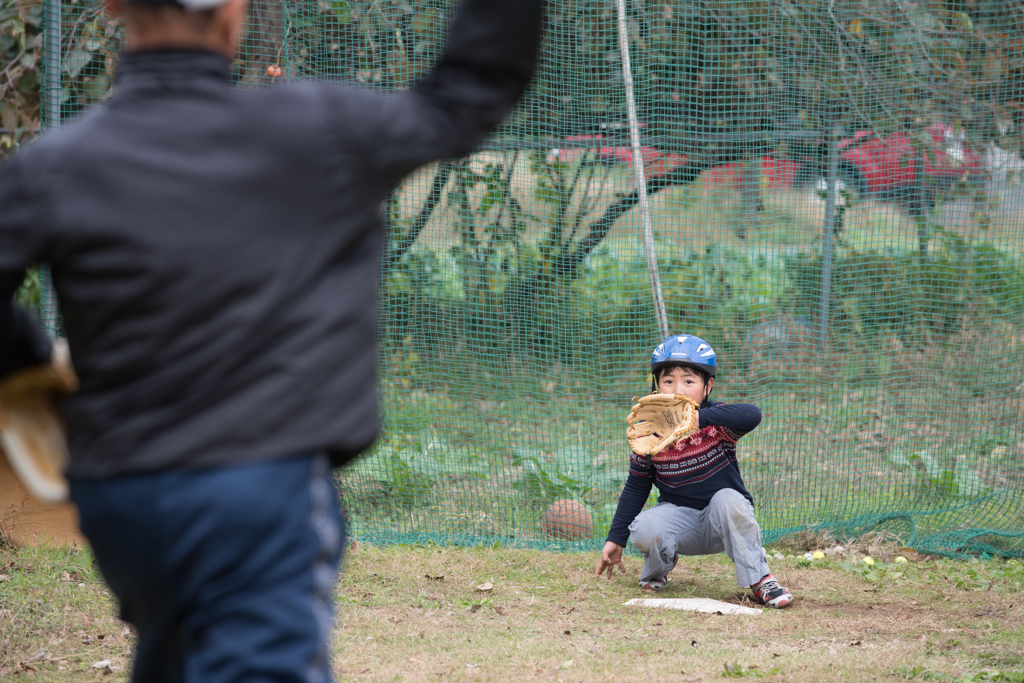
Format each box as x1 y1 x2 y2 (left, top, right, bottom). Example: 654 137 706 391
38 0 1024 558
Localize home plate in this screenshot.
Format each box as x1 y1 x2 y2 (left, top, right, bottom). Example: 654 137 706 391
623 598 762 615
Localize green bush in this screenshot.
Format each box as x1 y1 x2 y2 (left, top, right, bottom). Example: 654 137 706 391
381 229 1024 397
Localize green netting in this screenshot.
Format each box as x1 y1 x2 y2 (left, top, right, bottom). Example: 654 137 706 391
39 0 1024 558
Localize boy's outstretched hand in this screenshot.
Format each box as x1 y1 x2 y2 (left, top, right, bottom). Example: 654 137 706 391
595 541 626 580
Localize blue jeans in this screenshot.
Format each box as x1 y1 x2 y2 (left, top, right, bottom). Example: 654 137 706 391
71 453 344 683
628 488 770 587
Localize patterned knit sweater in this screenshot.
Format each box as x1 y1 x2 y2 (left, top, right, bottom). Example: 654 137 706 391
606 401 762 546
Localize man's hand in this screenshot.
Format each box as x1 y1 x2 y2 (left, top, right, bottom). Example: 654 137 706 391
595 541 626 580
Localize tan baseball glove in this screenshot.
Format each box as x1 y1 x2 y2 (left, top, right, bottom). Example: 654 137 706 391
626 394 700 456
0 340 78 503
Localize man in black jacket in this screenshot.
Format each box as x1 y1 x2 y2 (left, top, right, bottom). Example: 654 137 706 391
0 0 542 678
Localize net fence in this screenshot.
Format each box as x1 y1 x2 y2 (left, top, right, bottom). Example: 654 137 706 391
35 0 1024 557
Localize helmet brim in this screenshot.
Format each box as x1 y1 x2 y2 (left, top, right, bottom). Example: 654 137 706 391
651 360 717 378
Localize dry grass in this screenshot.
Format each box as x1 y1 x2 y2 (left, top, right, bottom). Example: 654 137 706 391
3 539 1023 682
0 542 129 680
334 541 1023 682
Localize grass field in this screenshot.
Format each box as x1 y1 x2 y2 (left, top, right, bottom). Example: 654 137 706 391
3 536 1023 682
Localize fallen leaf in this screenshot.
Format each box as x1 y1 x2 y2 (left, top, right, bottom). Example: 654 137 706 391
0 575 8 582
494 607 506 615
425 574 444 581
563 630 571 635
465 663 478 669
91 660 121 672
469 604 481 613
476 579 494 591
850 640 862 646
409 656 424 663
562 660 574 668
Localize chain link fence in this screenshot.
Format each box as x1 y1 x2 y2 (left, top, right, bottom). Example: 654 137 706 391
37 0 1024 557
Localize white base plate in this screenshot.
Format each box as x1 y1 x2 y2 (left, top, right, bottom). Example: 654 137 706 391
623 597 762 615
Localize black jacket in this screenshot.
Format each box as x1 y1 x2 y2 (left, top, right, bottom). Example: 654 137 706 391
0 0 543 478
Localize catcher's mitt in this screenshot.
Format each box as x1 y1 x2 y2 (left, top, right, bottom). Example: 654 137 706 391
626 394 700 456
0 340 78 503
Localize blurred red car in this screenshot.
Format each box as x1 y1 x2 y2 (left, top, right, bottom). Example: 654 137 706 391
551 124 980 202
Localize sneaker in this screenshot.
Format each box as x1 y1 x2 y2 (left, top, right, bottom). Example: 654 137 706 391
638 554 678 592
638 576 669 591
750 575 793 608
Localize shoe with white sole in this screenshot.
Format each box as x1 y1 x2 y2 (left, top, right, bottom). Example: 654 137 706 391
750 575 793 608
638 554 678 592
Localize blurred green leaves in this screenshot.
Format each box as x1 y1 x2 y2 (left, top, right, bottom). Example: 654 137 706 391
889 448 990 498
0 0 42 152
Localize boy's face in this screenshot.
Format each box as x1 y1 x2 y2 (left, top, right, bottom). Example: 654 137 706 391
657 365 713 405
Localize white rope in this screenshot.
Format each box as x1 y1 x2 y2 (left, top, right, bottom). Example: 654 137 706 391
615 0 669 339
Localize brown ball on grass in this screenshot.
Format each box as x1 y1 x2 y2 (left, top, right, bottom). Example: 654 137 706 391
540 499 593 540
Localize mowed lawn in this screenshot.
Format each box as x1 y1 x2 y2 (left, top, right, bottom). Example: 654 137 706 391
2 538 1023 682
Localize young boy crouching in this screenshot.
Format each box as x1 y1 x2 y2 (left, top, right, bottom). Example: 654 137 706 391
594 334 793 608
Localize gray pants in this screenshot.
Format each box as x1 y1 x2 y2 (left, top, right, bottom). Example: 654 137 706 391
628 488 770 588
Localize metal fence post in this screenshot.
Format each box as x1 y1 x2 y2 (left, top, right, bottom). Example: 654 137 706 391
817 123 840 353
39 0 62 337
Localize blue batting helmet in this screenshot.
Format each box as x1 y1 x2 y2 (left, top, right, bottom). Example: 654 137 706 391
651 334 717 378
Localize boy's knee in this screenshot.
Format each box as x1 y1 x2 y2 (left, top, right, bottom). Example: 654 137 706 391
708 489 757 529
709 488 749 512
628 515 664 555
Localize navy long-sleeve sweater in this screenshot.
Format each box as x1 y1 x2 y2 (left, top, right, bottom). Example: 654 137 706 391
606 401 762 546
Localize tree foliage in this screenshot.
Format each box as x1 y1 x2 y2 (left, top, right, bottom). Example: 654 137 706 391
8 0 1023 157
0 0 41 153
7 0 1024 308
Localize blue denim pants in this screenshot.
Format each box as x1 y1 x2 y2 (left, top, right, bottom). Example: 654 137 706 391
71 453 344 683
628 488 770 587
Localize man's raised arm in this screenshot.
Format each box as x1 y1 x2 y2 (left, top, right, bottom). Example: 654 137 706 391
336 0 545 187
